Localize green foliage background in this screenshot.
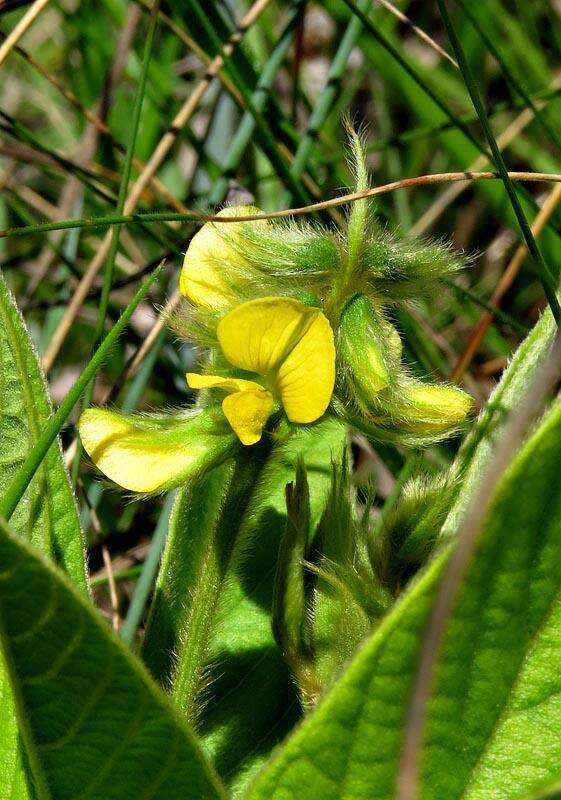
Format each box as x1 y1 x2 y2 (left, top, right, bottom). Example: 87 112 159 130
2 1 561 799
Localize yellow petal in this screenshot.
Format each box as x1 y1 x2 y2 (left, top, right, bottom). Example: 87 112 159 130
275 312 335 423
78 408 233 492
186 372 263 395
222 389 274 446
218 296 322 375
179 206 260 311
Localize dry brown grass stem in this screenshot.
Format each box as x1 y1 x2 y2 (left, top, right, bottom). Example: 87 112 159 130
138 171 561 223
2 171 561 243
135 0 244 102
410 71 561 237
450 181 561 381
101 541 121 632
41 0 272 374
374 0 458 68
0 0 51 68
3 34 192 215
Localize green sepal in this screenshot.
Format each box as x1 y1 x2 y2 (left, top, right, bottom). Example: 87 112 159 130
339 293 401 398
272 459 318 704
309 456 389 692
362 231 467 300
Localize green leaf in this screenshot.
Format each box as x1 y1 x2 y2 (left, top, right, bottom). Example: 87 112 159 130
0 273 87 799
441 305 556 539
0 516 227 800
245 398 561 800
518 780 561 800
143 418 347 795
0 274 86 585
0 263 163 521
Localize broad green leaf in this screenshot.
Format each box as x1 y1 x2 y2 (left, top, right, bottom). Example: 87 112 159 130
144 417 347 796
440 306 555 539
518 780 561 800
0 274 86 584
245 398 561 800
0 667 28 800
0 274 87 799
0 516 227 800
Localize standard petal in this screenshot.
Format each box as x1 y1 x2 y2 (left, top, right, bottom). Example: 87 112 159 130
179 206 260 311
78 408 235 492
276 311 336 423
186 372 263 394
217 296 324 377
222 389 274 446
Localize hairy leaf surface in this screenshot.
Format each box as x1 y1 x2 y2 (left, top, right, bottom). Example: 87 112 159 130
0 274 87 799
441 306 556 538
245 399 561 800
0 274 86 582
0 517 227 800
144 418 347 796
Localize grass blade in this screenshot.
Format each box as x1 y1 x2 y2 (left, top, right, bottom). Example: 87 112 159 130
436 0 561 322
0 263 163 522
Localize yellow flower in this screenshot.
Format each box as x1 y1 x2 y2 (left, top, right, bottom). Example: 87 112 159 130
78 408 236 493
187 296 336 446
77 298 334 492
179 205 261 311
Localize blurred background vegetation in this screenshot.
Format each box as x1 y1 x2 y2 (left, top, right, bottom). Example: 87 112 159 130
1 0 559 626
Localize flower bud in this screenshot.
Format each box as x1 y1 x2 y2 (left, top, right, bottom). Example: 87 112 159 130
180 205 262 311
339 294 401 398
393 382 473 435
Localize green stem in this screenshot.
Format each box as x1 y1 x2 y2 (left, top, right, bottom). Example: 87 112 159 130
143 450 267 720
454 0 561 155
0 264 163 522
317 85 561 161
93 3 161 347
341 0 560 242
444 279 529 335
74 2 161 482
120 491 175 647
5 170 561 242
0 113 115 205
437 0 561 324
339 0 491 159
